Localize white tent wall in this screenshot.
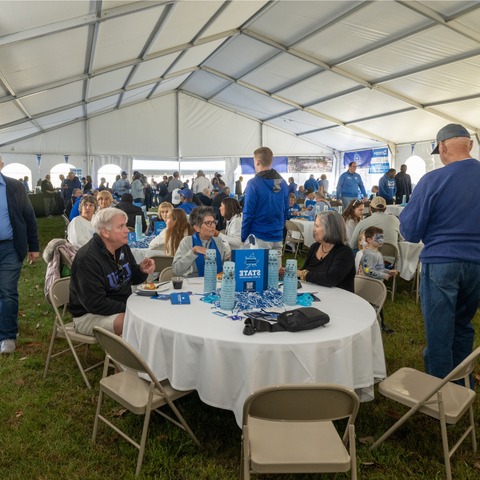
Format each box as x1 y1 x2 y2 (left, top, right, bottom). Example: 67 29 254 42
90 155 132 188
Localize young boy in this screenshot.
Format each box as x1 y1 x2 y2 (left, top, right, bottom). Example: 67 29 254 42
287 193 301 219
360 226 398 334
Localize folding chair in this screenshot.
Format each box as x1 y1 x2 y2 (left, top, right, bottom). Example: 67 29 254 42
354 275 387 325
58 245 73 269
127 226 135 233
149 255 174 275
92 327 200 478
282 220 305 259
379 241 399 302
62 214 70 239
159 266 174 282
43 277 103 389
241 384 359 479
370 346 480 480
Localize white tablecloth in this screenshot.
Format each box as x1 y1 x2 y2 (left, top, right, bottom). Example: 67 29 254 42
397 241 423 281
386 205 404 216
290 218 315 247
124 282 386 427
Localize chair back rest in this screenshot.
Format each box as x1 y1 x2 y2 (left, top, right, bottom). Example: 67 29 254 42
354 276 387 313
58 246 73 268
150 255 174 273
159 266 174 282
448 346 480 383
243 384 359 425
379 242 398 261
285 220 302 233
62 214 70 226
127 227 135 233
50 277 71 310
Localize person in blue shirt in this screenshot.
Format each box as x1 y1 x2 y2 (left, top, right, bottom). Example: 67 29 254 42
304 174 319 191
287 193 301 219
176 188 196 215
399 123 480 387
336 161 367 209
295 185 305 198
304 189 316 209
63 172 82 202
113 171 130 197
378 169 397 205
22 176 30 193
318 174 329 193
288 177 297 195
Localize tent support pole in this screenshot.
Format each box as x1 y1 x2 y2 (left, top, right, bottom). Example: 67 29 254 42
176 90 181 175
85 118 91 177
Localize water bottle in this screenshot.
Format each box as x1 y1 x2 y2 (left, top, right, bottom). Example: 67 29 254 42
401 195 406 206
141 205 147 220
234 194 238 201
220 261 235 310
204 249 217 293
268 250 279 289
315 205 321 216
135 215 143 241
338 206 343 214
283 259 298 306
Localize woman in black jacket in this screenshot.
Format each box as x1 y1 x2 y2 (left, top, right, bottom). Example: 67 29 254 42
114 193 147 232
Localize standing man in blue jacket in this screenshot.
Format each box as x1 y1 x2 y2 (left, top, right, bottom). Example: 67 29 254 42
336 162 367 209
399 123 480 387
0 158 39 354
303 174 319 191
241 147 289 258
378 168 397 204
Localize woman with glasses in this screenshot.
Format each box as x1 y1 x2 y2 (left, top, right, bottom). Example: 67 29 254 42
67 195 98 250
149 208 193 255
342 199 365 246
172 206 230 277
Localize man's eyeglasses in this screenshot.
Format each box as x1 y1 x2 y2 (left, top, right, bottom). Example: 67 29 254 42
203 220 218 227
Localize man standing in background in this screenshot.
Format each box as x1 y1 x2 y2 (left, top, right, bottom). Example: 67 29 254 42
0 158 39 354
41 174 56 218
63 171 81 202
235 176 244 196
193 170 212 195
303 174 319 191
168 171 184 192
336 161 368 209
395 164 412 204
378 168 397 205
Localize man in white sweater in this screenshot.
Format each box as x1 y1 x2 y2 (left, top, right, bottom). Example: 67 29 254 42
193 170 212 194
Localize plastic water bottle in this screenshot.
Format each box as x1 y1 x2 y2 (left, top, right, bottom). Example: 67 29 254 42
315 205 321 216
220 261 235 310
141 205 147 220
338 206 343 214
135 215 143 241
204 249 217 293
401 195 406 206
283 259 298 306
268 250 279 289
234 194 238 201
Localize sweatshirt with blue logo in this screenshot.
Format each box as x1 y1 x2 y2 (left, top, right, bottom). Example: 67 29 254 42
378 173 397 200
336 171 367 198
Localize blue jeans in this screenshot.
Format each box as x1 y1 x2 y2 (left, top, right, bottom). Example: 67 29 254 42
0 241 23 341
420 262 480 388
341 196 357 209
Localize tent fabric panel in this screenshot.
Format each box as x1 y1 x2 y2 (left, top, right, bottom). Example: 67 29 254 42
145 73 192 98
0 26 89 92
242 53 320 93
130 52 181 86
350 110 450 144
200 1 268 39
36 106 84 130
169 39 226 75
0 121 40 146
179 93 260 157
304 126 382 152
148 2 221 54
264 126 334 156
310 89 411 124
382 56 480 105
87 95 121 116
214 83 295 120
340 27 480 82
456 7 480 32
280 71 361 106
296 1 430 64
91 155 132 188
20 82 84 116
432 97 480 129
205 34 279 79
267 110 335 134
0 121 86 155
88 67 132 99
89 93 177 157
418 1 480 17
92 6 164 71
181 70 232 99
0 1 92 37
249 1 362 47
0 101 26 125
120 84 157 107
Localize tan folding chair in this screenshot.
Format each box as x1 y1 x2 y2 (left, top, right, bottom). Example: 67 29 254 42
379 241 399 302
92 327 200 478
370 347 480 480
354 275 387 324
149 255 174 275
241 384 359 479
62 214 70 239
43 277 103 389
58 245 73 269
127 226 135 233
283 220 305 259
159 266 174 282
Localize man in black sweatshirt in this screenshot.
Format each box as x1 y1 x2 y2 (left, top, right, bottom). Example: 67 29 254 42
69 208 155 336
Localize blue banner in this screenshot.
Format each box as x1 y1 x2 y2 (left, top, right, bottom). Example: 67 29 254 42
36 154 41 166
343 150 373 168
240 156 288 174
372 148 388 158
369 162 390 174
155 221 166 235
127 232 136 244
231 249 268 292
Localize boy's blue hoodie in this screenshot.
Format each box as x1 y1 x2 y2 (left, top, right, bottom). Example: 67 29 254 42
378 173 397 200
241 169 289 242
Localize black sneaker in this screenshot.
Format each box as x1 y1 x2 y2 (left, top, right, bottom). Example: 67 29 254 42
382 324 395 335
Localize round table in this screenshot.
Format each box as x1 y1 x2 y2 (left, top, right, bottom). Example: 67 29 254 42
290 218 315 247
386 205 404 216
123 282 386 427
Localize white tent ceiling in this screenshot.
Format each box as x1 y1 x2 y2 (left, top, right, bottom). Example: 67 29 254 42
1 0 480 162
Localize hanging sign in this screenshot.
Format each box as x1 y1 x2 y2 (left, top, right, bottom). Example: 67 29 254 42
64 155 69 164
36 155 41 166
287 156 333 173
344 150 373 168
231 249 268 293
369 148 390 174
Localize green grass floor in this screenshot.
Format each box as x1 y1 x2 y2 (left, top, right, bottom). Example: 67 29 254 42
1 216 479 479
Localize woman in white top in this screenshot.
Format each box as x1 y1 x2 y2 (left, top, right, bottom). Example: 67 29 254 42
131 172 145 203
149 208 193 255
214 197 243 249
341 199 364 247
68 195 97 250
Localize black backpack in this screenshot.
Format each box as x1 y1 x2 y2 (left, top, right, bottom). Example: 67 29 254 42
243 307 330 335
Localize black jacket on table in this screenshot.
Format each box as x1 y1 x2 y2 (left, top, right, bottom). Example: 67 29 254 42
115 202 147 232
69 233 147 317
303 243 355 293
197 193 213 206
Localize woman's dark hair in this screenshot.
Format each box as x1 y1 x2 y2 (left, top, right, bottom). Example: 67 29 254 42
121 193 133 203
164 209 194 255
364 226 383 240
211 177 219 185
342 199 363 225
189 206 215 229
86 175 92 183
221 197 242 221
134 172 142 180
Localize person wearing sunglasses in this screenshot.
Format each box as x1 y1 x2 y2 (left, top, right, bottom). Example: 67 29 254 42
172 206 230 277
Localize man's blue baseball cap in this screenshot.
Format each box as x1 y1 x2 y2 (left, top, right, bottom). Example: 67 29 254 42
178 188 193 199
